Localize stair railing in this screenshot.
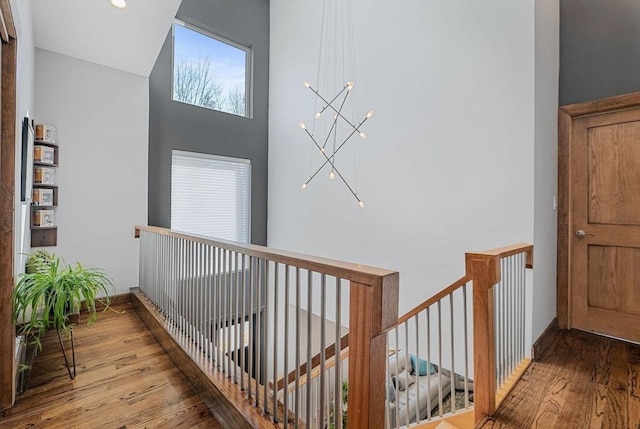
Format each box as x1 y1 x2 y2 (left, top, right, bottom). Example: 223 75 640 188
385 243 533 428
467 243 533 422
135 225 398 429
136 226 531 428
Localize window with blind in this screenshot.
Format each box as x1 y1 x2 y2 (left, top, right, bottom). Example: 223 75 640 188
171 151 251 243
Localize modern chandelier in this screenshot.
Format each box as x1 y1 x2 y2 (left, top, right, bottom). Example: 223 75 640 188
297 0 373 208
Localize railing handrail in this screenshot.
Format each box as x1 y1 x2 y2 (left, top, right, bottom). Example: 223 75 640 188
385 242 533 427
136 224 399 429
135 225 396 285
466 243 534 268
273 332 350 391
393 275 470 327
392 243 532 330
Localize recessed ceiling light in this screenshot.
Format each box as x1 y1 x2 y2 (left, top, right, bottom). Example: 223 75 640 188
110 0 127 8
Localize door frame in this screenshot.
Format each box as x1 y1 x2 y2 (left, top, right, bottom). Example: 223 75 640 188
557 91 640 329
0 0 16 410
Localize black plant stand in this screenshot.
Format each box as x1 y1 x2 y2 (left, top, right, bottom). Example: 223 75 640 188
57 326 76 380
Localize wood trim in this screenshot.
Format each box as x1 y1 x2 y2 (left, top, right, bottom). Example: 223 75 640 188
81 292 131 311
273 332 349 391
130 289 268 429
346 274 397 429
531 317 558 362
557 110 571 329
0 22 17 411
348 282 388 429
495 357 532 407
135 225 397 285
466 252 500 423
412 409 475 429
276 349 350 394
467 243 534 263
395 275 470 326
559 91 640 117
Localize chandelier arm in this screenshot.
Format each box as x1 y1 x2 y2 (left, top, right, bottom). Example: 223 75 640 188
318 92 368 133
304 128 340 174
304 129 360 203
308 84 348 115
303 128 336 186
332 164 361 203
302 123 359 184
307 110 370 172
308 86 361 131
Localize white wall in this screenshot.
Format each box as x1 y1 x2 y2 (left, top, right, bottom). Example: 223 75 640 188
12 0 36 279
533 0 559 341
268 1 536 318
35 49 148 295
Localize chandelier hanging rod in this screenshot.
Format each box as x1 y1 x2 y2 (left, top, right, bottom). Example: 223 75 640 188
320 91 350 151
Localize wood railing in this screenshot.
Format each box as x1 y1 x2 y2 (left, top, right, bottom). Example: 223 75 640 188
466 243 533 423
273 332 349 392
384 243 533 428
134 226 531 428
135 225 398 429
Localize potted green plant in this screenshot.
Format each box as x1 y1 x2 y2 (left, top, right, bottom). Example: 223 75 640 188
13 250 115 341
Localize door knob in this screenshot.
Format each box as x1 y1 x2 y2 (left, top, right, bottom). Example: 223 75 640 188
575 229 586 238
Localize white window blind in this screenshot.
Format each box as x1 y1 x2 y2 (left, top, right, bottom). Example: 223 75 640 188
171 150 251 243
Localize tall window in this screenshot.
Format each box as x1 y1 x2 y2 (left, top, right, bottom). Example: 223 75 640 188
172 20 251 117
171 151 251 243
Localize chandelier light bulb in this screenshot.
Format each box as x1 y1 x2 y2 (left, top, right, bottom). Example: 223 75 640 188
358 200 365 209
315 112 322 119
366 110 374 118
301 183 308 190
359 132 368 139
346 81 354 91
110 0 127 8
329 171 335 180
299 121 306 129
303 81 310 88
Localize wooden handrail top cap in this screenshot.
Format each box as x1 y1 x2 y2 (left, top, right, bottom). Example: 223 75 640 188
134 225 397 285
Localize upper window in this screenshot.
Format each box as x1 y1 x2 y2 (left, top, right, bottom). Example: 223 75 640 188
172 21 251 117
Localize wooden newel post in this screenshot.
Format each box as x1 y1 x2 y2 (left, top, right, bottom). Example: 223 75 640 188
348 273 399 429
466 252 501 423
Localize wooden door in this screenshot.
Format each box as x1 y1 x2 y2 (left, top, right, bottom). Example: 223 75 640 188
560 97 640 343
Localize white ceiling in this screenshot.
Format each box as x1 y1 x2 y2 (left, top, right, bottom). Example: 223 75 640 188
31 0 182 77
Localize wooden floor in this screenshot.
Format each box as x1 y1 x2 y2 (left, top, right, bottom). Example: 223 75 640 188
0 303 224 429
477 326 640 429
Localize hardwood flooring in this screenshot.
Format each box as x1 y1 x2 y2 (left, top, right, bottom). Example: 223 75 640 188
0 303 224 429
477 326 640 429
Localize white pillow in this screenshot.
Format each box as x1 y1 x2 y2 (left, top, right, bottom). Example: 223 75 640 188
393 370 416 391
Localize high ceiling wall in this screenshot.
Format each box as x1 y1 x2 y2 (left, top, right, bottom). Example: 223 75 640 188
560 0 640 105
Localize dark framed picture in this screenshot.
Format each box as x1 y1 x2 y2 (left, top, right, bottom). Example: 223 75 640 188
20 117 35 202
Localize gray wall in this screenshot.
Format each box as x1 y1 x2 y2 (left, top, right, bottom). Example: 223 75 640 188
148 0 269 245
560 0 640 105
